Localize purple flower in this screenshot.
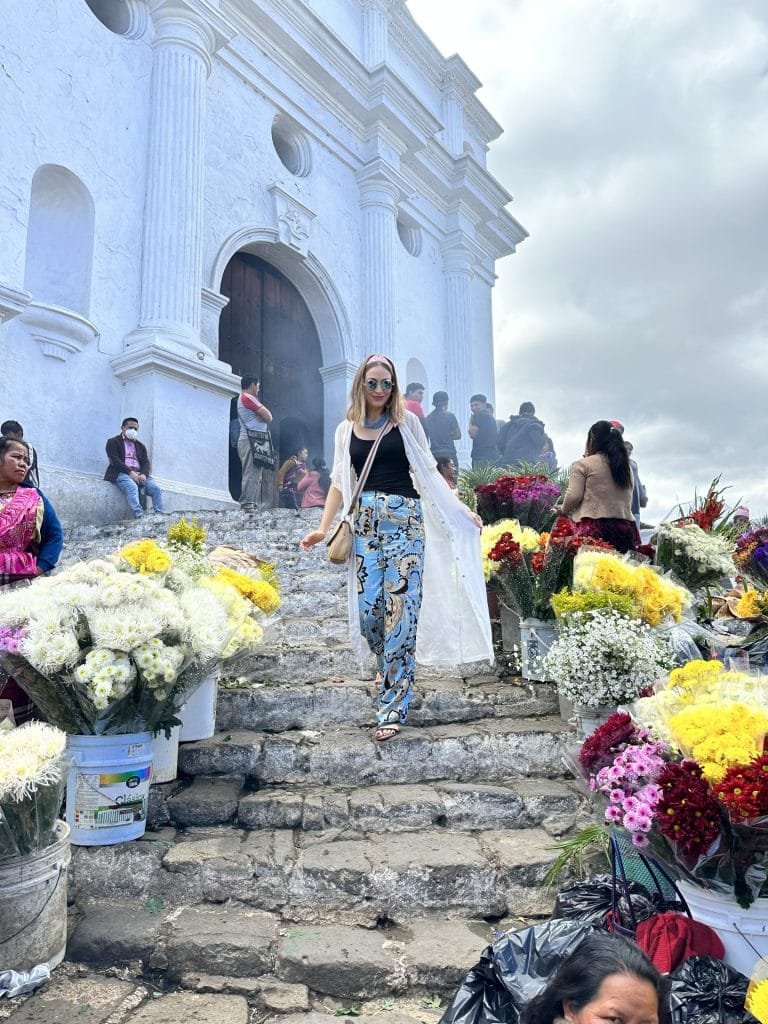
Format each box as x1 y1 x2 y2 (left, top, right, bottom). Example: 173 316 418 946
632 832 650 849
609 788 625 804
605 805 623 824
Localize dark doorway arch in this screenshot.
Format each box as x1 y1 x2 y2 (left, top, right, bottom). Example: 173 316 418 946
219 252 324 503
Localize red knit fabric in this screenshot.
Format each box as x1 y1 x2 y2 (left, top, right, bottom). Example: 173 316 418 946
635 911 724 973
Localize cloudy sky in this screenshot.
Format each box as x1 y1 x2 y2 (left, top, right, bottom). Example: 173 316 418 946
409 0 768 523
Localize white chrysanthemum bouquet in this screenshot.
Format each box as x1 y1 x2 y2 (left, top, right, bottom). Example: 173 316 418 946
0 722 67 858
0 521 280 736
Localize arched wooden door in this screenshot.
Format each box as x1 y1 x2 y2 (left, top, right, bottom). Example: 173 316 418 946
219 252 324 502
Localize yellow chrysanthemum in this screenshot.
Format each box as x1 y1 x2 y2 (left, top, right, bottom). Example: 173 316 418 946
573 551 689 626
120 539 172 574
736 589 766 619
214 566 281 614
668 703 768 782
746 978 768 1024
480 519 542 581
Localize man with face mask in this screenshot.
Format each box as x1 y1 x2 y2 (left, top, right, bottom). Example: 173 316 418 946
105 417 165 518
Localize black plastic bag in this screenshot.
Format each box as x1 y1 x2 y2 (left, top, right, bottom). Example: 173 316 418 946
553 874 659 929
439 919 593 1024
668 955 758 1024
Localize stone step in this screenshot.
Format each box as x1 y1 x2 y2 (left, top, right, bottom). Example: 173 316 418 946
69 824 560 921
177 717 571 787
151 776 582 834
215 679 558 731
66 899 502 1001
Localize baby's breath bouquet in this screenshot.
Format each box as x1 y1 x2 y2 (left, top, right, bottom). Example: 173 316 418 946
541 608 675 707
0 722 67 858
0 522 281 736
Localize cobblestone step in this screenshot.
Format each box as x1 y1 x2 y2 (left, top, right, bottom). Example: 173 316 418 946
149 776 582 834
215 678 557 731
176 717 571 787
69 824 561 921
65 900 502 1001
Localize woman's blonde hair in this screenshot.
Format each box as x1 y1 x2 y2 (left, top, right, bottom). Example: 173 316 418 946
346 354 405 425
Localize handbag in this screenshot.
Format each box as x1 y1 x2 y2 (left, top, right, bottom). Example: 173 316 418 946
246 428 276 469
327 422 392 565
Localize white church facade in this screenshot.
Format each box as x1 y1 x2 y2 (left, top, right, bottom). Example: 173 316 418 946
1 0 527 523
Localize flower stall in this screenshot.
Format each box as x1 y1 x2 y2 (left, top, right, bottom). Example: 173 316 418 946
475 473 561 532
0 519 280 845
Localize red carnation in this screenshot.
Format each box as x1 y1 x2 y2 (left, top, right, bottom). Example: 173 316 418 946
717 755 768 822
656 761 721 858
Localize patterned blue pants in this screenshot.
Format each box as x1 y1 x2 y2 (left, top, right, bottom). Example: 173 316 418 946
354 493 425 726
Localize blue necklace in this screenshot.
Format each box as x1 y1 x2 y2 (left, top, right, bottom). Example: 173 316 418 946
364 413 389 429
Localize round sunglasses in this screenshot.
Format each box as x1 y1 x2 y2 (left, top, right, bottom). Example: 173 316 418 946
365 379 394 392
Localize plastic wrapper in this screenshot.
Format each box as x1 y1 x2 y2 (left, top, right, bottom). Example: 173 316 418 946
553 874 660 928
0 965 51 999
438 920 593 1024
668 955 757 1024
0 766 67 859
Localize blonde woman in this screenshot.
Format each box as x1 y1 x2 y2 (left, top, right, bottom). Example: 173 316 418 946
300 354 491 741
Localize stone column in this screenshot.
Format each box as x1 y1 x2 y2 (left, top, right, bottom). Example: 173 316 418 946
112 0 240 511
130 0 234 354
442 240 475 467
360 0 388 68
320 361 358 459
357 167 401 358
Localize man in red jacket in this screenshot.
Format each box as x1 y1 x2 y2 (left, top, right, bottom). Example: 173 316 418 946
104 417 165 519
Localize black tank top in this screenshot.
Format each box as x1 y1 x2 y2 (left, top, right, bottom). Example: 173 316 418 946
349 427 420 499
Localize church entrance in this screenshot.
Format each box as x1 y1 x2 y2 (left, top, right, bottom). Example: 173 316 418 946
219 252 324 503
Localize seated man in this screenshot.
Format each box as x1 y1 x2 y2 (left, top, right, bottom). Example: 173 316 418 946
104 417 164 519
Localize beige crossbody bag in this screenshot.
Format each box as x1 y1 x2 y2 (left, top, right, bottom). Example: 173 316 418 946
326 422 393 564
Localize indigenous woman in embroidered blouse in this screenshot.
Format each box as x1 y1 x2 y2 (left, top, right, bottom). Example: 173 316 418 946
300 355 491 742
0 438 64 724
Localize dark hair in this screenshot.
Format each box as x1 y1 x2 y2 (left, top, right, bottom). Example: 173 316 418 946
520 933 667 1024
313 457 331 496
470 394 487 404
0 436 27 460
586 420 632 489
241 374 259 390
0 420 23 436
436 456 455 475
432 391 449 407
406 382 425 395
121 416 139 428
519 401 535 415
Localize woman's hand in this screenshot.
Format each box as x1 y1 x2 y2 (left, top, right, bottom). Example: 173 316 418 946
299 529 326 552
470 512 482 529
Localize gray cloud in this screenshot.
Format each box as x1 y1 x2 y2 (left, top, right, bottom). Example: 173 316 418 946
409 0 768 521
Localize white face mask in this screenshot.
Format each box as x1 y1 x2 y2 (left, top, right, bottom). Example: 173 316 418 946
124 429 138 441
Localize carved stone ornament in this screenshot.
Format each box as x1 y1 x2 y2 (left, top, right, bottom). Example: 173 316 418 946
21 301 98 361
0 283 32 324
268 185 316 258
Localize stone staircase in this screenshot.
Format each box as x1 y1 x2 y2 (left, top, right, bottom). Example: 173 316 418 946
58 511 581 1015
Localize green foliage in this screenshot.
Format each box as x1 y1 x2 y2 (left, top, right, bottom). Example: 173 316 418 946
334 1006 361 1017
551 588 638 620
422 995 443 1009
543 824 611 888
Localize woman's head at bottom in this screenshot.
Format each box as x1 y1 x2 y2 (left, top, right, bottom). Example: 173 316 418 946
520 933 666 1024
0 438 30 485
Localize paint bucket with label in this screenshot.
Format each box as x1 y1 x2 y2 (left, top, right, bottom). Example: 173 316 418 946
65 733 152 845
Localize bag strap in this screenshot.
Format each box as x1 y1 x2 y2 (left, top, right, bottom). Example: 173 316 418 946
344 422 393 517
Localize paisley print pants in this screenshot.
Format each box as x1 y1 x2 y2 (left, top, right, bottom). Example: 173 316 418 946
354 493 425 726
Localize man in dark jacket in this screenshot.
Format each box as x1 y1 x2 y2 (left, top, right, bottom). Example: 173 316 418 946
105 417 165 518
425 391 461 464
497 402 550 469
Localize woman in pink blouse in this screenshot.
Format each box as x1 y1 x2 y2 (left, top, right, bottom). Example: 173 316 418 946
297 457 331 508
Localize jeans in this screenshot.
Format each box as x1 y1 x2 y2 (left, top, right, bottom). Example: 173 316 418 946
114 473 164 518
354 492 425 726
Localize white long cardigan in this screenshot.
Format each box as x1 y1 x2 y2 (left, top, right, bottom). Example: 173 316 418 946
330 411 494 668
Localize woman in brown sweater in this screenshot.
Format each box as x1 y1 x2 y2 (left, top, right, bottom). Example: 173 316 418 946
560 420 640 552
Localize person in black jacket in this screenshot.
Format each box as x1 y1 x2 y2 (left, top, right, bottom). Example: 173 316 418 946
498 401 550 469
104 417 165 519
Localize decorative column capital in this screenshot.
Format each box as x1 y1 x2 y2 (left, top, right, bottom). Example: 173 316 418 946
319 360 358 385
356 161 406 211
441 235 476 276
148 0 236 71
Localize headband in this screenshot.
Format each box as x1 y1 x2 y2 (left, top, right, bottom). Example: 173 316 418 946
365 354 393 370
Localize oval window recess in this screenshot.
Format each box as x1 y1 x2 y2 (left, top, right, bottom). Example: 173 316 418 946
271 118 312 177
396 216 422 258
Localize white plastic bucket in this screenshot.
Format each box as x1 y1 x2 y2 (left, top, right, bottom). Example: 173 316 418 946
179 669 219 742
519 619 556 681
678 879 768 977
65 733 152 845
150 726 180 783
0 820 70 972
